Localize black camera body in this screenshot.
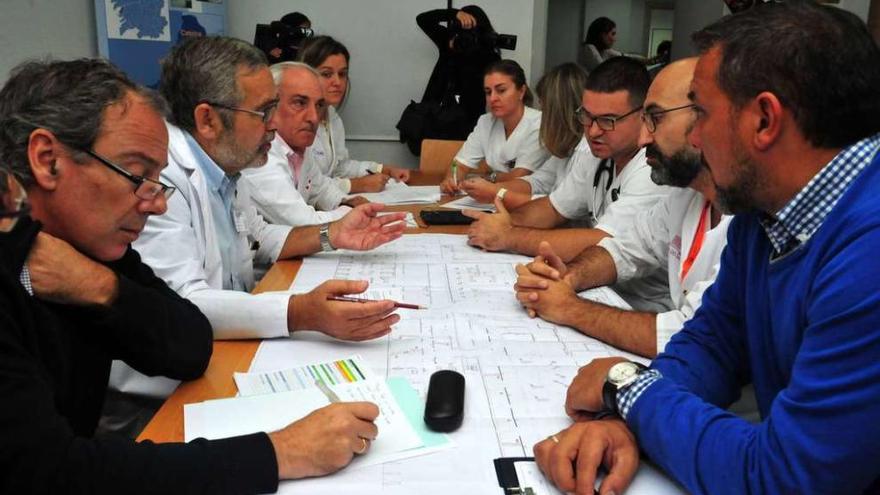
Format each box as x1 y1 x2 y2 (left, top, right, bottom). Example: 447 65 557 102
253 22 313 62
449 18 517 52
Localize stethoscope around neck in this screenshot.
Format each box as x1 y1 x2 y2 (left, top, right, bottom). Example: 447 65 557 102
591 159 621 221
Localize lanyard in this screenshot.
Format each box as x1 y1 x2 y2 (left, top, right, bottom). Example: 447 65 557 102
680 200 712 283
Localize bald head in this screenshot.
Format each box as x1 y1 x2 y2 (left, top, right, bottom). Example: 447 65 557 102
640 57 705 189
646 57 698 111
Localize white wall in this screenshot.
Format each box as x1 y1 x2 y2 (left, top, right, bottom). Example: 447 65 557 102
0 0 98 82
227 0 543 168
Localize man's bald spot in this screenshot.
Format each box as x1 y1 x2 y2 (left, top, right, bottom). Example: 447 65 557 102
646 57 698 110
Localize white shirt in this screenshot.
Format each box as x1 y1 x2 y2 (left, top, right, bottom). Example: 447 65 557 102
597 189 732 352
522 137 587 195
242 135 350 226
548 147 674 311
454 107 550 173
310 106 382 193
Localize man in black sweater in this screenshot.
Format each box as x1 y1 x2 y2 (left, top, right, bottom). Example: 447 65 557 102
0 59 379 494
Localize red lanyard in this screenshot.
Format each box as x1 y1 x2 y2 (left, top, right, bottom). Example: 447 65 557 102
680 201 712 282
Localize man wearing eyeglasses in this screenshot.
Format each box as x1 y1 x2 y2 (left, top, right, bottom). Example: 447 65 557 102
514 58 731 359
532 4 880 494
241 61 366 228
467 57 673 312
117 37 407 422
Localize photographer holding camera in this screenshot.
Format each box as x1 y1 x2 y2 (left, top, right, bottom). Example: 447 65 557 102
255 11 313 64
415 5 504 136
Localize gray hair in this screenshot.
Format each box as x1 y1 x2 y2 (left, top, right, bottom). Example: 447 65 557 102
0 58 167 186
269 61 320 86
160 36 267 132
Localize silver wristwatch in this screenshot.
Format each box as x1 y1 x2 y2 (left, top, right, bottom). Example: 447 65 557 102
319 223 336 252
487 171 498 183
601 361 647 416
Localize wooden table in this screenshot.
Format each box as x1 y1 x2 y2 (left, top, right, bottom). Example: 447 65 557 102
138 171 470 443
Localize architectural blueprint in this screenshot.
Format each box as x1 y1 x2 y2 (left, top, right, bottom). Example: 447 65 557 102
253 234 673 494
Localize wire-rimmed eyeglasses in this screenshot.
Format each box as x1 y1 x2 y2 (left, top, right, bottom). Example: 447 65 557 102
641 104 697 133
80 149 176 201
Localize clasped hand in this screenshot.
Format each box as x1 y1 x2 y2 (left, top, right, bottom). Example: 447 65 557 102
514 241 577 321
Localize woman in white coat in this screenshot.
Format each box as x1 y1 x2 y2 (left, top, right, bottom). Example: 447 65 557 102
459 62 588 208
440 59 551 195
299 36 411 193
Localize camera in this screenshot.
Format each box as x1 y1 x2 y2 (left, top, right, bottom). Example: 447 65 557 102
253 22 314 62
449 18 517 52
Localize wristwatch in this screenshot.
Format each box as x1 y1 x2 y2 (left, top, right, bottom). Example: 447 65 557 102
319 223 336 252
487 171 498 183
601 361 648 416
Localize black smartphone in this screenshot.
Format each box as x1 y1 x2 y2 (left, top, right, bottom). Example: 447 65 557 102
419 210 477 225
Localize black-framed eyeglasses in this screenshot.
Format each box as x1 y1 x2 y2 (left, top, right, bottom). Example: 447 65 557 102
641 103 697 133
575 106 641 131
203 100 279 124
0 169 30 233
80 149 176 201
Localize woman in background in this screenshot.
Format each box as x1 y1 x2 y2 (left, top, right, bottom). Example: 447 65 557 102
459 62 588 208
578 17 621 72
440 59 550 195
299 36 410 193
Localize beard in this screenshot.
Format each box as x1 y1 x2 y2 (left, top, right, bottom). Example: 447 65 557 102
215 129 273 172
646 143 703 187
710 148 761 215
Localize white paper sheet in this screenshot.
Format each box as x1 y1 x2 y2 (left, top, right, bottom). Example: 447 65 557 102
441 195 495 211
354 183 441 206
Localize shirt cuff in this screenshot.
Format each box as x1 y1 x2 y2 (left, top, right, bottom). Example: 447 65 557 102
339 178 352 194
617 369 662 420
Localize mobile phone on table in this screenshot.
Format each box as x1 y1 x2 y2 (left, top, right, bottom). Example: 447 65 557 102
419 210 477 225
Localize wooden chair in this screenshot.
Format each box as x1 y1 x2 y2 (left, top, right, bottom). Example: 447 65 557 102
418 139 489 176
419 139 464 174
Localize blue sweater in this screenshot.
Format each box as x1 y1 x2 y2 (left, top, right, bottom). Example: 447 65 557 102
629 151 880 494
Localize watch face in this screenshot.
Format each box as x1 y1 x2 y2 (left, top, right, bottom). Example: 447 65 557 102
608 362 640 385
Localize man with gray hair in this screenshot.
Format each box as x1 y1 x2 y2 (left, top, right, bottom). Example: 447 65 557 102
0 57 372 494
242 61 365 227
119 35 407 422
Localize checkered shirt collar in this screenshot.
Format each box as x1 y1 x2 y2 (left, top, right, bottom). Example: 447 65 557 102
760 133 880 255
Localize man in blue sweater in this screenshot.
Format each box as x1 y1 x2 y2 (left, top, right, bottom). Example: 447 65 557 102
532 2 880 494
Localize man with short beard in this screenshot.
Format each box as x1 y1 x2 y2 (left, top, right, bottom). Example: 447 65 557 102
110 37 408 433
514 58 730 358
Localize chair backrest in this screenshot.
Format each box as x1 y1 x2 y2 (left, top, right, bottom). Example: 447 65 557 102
419 139 464 174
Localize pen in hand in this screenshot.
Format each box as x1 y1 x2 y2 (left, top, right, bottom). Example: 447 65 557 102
327 295 427 310
315 379 342 403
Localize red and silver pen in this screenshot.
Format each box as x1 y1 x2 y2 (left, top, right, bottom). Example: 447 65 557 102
327 295 427 310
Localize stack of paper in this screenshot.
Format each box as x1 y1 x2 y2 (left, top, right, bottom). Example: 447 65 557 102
354 182 441 206
184 355 451 471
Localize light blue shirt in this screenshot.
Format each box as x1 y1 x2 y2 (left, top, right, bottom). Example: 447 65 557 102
183 132 245 291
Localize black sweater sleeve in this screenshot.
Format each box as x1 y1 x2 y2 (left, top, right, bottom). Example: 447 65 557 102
0 307 279 494
417 8 457 51
77 247 213 381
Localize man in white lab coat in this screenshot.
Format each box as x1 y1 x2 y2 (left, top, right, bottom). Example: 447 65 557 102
107 37 407 431
242 62 361 226
514 58 730 358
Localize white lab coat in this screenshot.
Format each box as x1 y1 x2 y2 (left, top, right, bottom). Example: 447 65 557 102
310 106 382 193
521 137 588 195
597 189 732 352
133 123 293 340
454 107 550 173
113 123 295 399
242 135 350 226
548 147 675 312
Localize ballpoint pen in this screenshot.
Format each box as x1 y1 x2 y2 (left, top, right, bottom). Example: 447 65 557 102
327 295 427 310
315 379 341 403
